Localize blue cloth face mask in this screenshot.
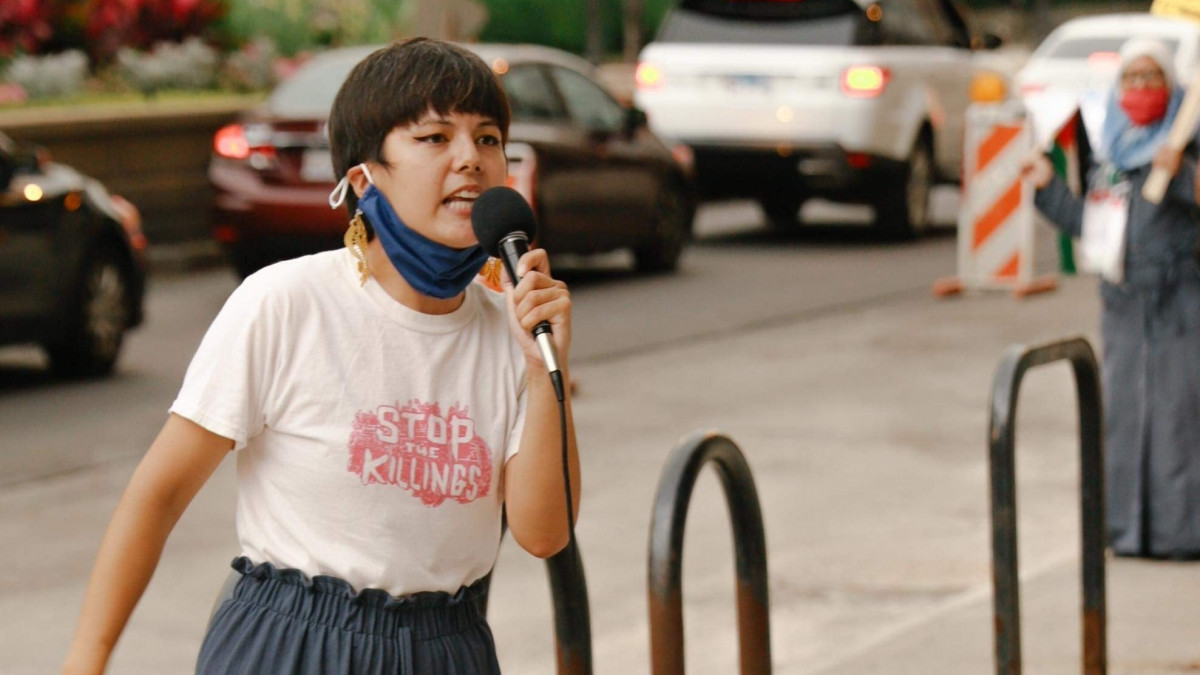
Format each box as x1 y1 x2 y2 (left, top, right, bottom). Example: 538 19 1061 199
329 165 488 299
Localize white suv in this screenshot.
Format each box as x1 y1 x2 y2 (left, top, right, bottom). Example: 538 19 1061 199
1014 14 1200 148
635 0 996 236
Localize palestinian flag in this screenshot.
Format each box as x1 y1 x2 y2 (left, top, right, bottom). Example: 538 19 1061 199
1046 109 1092 274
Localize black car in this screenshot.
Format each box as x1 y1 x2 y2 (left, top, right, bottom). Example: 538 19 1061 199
0 132 147 377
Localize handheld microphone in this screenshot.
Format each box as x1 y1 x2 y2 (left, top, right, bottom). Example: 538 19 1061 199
471 186 564 401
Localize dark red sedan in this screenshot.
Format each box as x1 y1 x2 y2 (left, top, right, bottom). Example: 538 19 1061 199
210 43 695 278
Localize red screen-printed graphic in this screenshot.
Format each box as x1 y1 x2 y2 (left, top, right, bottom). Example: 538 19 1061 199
347 400 493 507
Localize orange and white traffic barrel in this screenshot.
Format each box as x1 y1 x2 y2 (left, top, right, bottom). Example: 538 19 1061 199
935 100 1056 298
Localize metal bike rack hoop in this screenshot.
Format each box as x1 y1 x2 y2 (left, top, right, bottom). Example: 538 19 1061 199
988 336 1106 675
479 529 592 674
648 431 771 674
547 542 593 674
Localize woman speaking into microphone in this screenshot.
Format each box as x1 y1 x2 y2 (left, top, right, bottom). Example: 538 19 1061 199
63 38 579 674
1023 38 1200 560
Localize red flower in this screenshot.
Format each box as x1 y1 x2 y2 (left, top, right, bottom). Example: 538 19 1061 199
81 0 227 63
0 0 55 57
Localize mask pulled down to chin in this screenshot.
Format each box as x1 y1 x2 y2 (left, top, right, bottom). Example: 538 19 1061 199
358 185 488 299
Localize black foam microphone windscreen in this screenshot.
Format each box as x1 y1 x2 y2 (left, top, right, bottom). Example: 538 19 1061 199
469 185 564 398
470 187 538 258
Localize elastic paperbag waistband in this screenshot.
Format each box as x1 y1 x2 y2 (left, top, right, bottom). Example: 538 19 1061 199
228 557 489 641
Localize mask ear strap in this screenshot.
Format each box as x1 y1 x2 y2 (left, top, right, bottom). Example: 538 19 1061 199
328 176 350 210
329 163 376 210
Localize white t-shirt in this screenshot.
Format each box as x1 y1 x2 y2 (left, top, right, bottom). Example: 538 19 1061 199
170 249 527 597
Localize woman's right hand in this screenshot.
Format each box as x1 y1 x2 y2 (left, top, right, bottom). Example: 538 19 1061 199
1020 152 1055 190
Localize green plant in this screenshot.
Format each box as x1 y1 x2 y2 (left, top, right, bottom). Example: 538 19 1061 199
644 0 674 38
221 0 411 56
4 50 89 99
218 36 278 91
477 0 625 57
116 37 219 93
83 0 230 63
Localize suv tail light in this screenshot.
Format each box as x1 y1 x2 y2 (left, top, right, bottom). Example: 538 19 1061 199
635 62 664 90
841 66 889 97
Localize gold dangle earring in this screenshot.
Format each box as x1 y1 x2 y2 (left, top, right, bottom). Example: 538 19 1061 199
478 257 503 292
345 210 371 285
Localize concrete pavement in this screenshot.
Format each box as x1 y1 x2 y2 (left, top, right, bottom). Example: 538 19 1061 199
821 555 1200 674
486 271 1200 674
5 267 1200 673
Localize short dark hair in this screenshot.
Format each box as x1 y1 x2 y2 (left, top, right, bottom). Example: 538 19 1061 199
329 38 512 215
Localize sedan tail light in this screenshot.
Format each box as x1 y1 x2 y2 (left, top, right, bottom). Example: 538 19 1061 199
215 123 280 171
214 124 251 159
635 62 664 90
845 152 872 169
841 66 890 98
213 224 240 244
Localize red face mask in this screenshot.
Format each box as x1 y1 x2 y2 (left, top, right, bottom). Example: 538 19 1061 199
1120 87 1170 126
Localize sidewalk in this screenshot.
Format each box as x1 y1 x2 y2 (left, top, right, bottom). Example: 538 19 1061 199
5 272 1200 673
821 556 1200 674
481 273 1200 674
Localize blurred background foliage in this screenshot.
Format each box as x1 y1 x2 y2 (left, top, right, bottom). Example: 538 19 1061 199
1 0 227 63
220 0 411 56
0 0 414 102
477 0 675 55
0 0 680 65
0 0 1136 104
0 0 416 61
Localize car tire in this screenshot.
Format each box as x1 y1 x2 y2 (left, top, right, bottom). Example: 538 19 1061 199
634 180 692 273
45 245 131 378
760 192 806 229
873 134 933 239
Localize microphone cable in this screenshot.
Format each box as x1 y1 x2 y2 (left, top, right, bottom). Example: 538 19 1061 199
469 186 577 560
553 373 579 566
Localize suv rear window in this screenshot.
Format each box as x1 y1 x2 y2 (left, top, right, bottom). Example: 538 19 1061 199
657 0 872 46
1047 36 1180 60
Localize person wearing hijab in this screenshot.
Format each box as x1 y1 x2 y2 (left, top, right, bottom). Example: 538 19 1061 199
1023 38 1200 559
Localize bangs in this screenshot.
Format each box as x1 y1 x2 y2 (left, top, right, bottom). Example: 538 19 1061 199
422 55 510 131
350 41 510 153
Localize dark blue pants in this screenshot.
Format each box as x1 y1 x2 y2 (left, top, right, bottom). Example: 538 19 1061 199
197 558 500 674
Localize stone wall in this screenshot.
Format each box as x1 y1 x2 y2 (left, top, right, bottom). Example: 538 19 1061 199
0 97 257 245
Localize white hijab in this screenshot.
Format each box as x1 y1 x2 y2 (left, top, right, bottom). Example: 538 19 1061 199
1118 38 1176 90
